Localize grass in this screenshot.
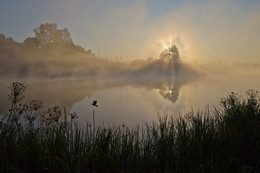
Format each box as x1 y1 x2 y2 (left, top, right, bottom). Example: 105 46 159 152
0 82 260 172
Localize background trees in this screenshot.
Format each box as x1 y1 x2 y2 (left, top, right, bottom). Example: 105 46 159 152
160 45 180 64
0 23 95 78
33 23 72 46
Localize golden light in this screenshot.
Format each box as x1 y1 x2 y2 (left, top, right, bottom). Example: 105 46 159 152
159 35 190 54
156 35 192 62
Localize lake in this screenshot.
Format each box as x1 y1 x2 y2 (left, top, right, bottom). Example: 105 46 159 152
1 70 259 127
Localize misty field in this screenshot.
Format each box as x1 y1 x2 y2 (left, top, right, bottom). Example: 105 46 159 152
0 82 260 172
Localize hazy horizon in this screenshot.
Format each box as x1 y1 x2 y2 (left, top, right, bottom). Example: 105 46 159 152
0 0 259 126
1 2 260 171
1 0 260 63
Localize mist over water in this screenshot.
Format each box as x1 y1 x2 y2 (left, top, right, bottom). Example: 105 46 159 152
1 69 259 127
1 2 260 171
1 24 260 126
1 60 259 126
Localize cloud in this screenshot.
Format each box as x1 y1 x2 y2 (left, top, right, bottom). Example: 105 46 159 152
74 0 260 62
6 0 259 62
148 0 260 62
48 0 150 58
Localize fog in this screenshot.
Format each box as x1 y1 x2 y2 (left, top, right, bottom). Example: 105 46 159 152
46 0 260 62
0 27 200 117
0 24 199 80
1 23 259 125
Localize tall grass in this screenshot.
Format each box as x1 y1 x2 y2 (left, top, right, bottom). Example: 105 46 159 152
0 82 260 172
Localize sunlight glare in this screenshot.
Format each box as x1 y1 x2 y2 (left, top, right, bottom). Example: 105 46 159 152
159 36 189 54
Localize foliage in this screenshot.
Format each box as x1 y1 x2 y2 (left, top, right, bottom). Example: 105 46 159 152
8 82 26 105
33 23 72 46
160 45 180 63
0 23 98 78
1 82 260 172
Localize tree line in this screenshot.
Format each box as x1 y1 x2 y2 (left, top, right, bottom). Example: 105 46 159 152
0 23 95 78
0 23 93 54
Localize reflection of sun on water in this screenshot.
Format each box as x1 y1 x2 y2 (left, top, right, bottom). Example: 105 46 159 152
167 89 173 94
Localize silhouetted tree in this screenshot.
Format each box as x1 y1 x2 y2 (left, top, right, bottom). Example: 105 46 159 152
5 37 15 44
0 34 5 42
23 37 40 48
86 49 93 55
160 45 180 64
159 45 181 75
168 45 180 63
33 23 73 46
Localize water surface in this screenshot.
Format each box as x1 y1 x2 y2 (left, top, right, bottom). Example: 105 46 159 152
1 73 259 127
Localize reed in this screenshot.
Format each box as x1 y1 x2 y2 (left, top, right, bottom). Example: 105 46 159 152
0 82 260 172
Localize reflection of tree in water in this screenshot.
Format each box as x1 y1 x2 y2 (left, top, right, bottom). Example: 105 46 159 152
0 45 199 113
0 73 197 114
159 80 180 103
158 45 182 103
160 45 181 76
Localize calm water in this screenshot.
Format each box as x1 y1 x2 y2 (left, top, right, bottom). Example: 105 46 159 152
1 73 259 127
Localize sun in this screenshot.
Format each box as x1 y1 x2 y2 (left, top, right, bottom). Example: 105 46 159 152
159 36 189 54
160 37 174 51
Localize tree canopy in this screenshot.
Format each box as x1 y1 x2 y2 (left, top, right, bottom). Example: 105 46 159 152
33 23 73 46
160 45 180 64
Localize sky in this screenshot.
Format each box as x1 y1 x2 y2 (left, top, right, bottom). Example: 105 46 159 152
0 0 260 62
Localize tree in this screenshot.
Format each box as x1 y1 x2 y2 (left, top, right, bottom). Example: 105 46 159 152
33 23 73 46
160 45 180 64
23 37 40 48
0 33 5 42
